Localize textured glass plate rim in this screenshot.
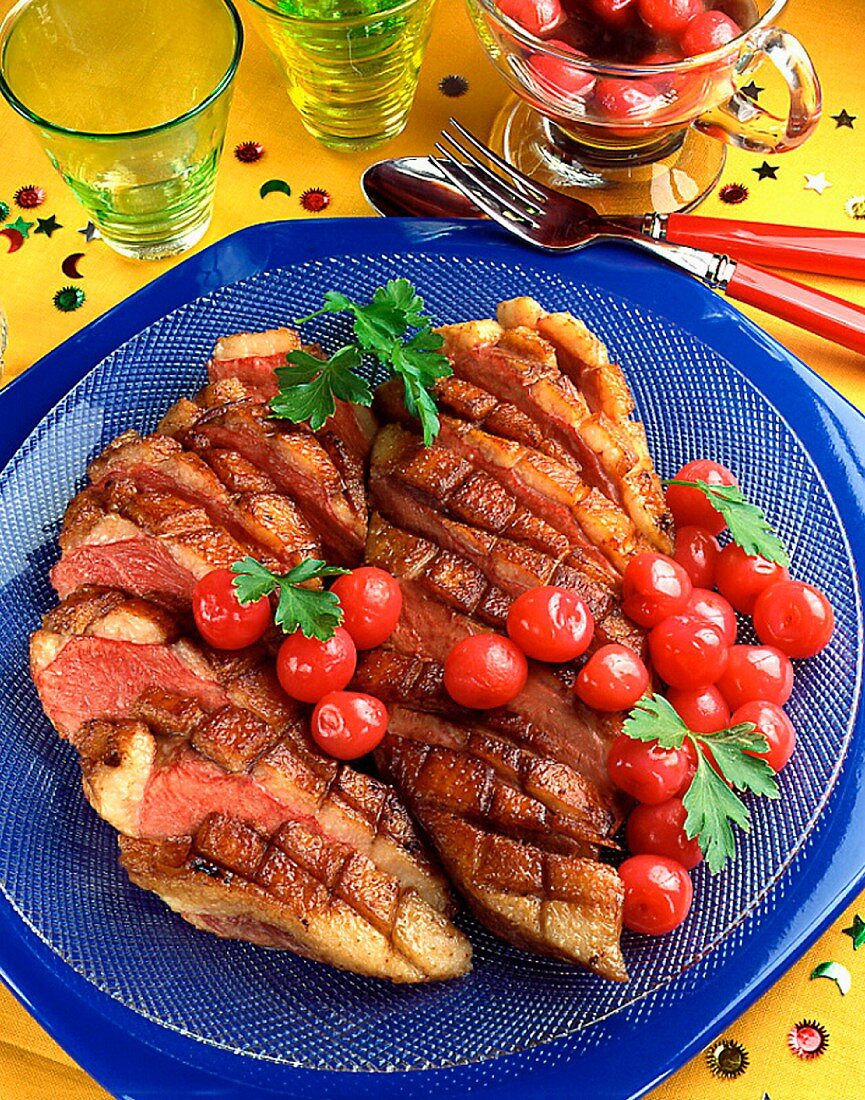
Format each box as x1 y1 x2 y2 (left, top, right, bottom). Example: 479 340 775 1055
0 219 863 1100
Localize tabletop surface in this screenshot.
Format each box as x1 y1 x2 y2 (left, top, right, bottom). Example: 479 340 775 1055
1 0 864 1095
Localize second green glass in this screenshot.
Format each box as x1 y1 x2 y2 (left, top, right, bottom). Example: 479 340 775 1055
245 0 437 152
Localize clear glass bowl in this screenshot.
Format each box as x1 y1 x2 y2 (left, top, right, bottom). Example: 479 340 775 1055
464 0 820 213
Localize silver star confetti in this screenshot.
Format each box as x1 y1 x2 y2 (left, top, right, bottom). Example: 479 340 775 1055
804 172 832 195
77 221 101 242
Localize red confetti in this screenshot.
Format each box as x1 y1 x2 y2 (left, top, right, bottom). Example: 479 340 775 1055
300 188 331 213
719 182 749 205
14 185 46 210
234 141 265 163
788 1020 829 1059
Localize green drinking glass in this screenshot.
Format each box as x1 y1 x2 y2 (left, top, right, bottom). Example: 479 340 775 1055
244 0 437 152
0 0 243 260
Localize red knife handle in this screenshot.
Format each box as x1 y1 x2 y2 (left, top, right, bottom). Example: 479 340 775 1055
666 214 865 279
725 262 865 355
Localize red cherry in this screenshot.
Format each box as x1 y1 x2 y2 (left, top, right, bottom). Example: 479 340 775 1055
681 10 740 55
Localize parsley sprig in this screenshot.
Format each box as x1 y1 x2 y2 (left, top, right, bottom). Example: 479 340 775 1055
272 278 452 446
231 556 349 640
271 348 372 432
665 479 789 566
623 694 780 873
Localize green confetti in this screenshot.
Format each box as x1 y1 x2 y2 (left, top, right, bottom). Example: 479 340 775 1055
810 960 851 995
843 914 865 950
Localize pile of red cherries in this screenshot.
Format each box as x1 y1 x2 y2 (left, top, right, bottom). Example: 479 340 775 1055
612 458 834 937
496 0 749 117
192 566 403 760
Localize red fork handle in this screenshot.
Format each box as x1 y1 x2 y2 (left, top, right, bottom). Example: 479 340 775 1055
724 262 865 355
666 214 865 278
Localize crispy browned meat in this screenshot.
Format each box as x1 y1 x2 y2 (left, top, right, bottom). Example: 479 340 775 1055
160 392 367 566
32 588 468 980
370 424 645 653
120 815 471 983
206 329 378 464
438 316 673 554
51 481 290 602
89 431 316 569
496 298 673 553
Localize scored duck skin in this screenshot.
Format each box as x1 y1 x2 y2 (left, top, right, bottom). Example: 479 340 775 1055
376 377 651 576
51 478 299 604
496 298 673 553
120 813 471 983
369 423 644 655
437 314 674 554
31 590 469 980
206 329 378 467
159 382 367 567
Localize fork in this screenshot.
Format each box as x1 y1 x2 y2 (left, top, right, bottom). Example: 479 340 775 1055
433 119 865 357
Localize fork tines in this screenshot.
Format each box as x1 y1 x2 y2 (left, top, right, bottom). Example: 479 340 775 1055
434 118 549 231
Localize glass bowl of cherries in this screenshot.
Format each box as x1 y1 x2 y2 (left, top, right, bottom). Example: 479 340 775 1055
465 0 820 213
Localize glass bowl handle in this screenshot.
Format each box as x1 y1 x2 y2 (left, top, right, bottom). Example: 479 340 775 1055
693 26 821 154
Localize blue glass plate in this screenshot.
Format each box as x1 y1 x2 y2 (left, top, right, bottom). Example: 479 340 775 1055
0 219 863 1100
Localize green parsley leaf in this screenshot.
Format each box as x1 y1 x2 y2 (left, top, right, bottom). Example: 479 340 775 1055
623 693 780 872
270 347 372 432
291 279 452 445
683 749 752 874
664 479 789 566
622 693 689 749
842 914 865 950
697 724 779 799
231 556 350 640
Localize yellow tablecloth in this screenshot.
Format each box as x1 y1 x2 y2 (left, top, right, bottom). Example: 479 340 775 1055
1 0 864 1095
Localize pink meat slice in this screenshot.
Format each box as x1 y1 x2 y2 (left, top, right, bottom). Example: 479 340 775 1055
34 636 228 739
139 744 293 838
51 538 196 602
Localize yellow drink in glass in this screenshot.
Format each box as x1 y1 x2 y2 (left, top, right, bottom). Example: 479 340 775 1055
0 0 243 260
245 0 437 152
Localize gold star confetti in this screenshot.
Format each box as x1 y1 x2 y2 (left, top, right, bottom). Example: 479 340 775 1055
804 172 832 194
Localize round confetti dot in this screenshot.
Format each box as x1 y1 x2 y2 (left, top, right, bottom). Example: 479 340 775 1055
14 184 45 209
300 187 331 213
719 182 749 205
234 141 265 163
53 285 86 312
788 1020 829 1060
845 195 865 220
705 1038 749 1079
439 74 470 97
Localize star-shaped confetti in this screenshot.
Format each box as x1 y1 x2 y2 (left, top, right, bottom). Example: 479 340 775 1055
0 201 8 221
740 80 763 100
831 108 856 128
6 215 34 237
753 161 779 180
34 214 63 237
77 221 101 242
842 913 865 949
804 172 832 194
